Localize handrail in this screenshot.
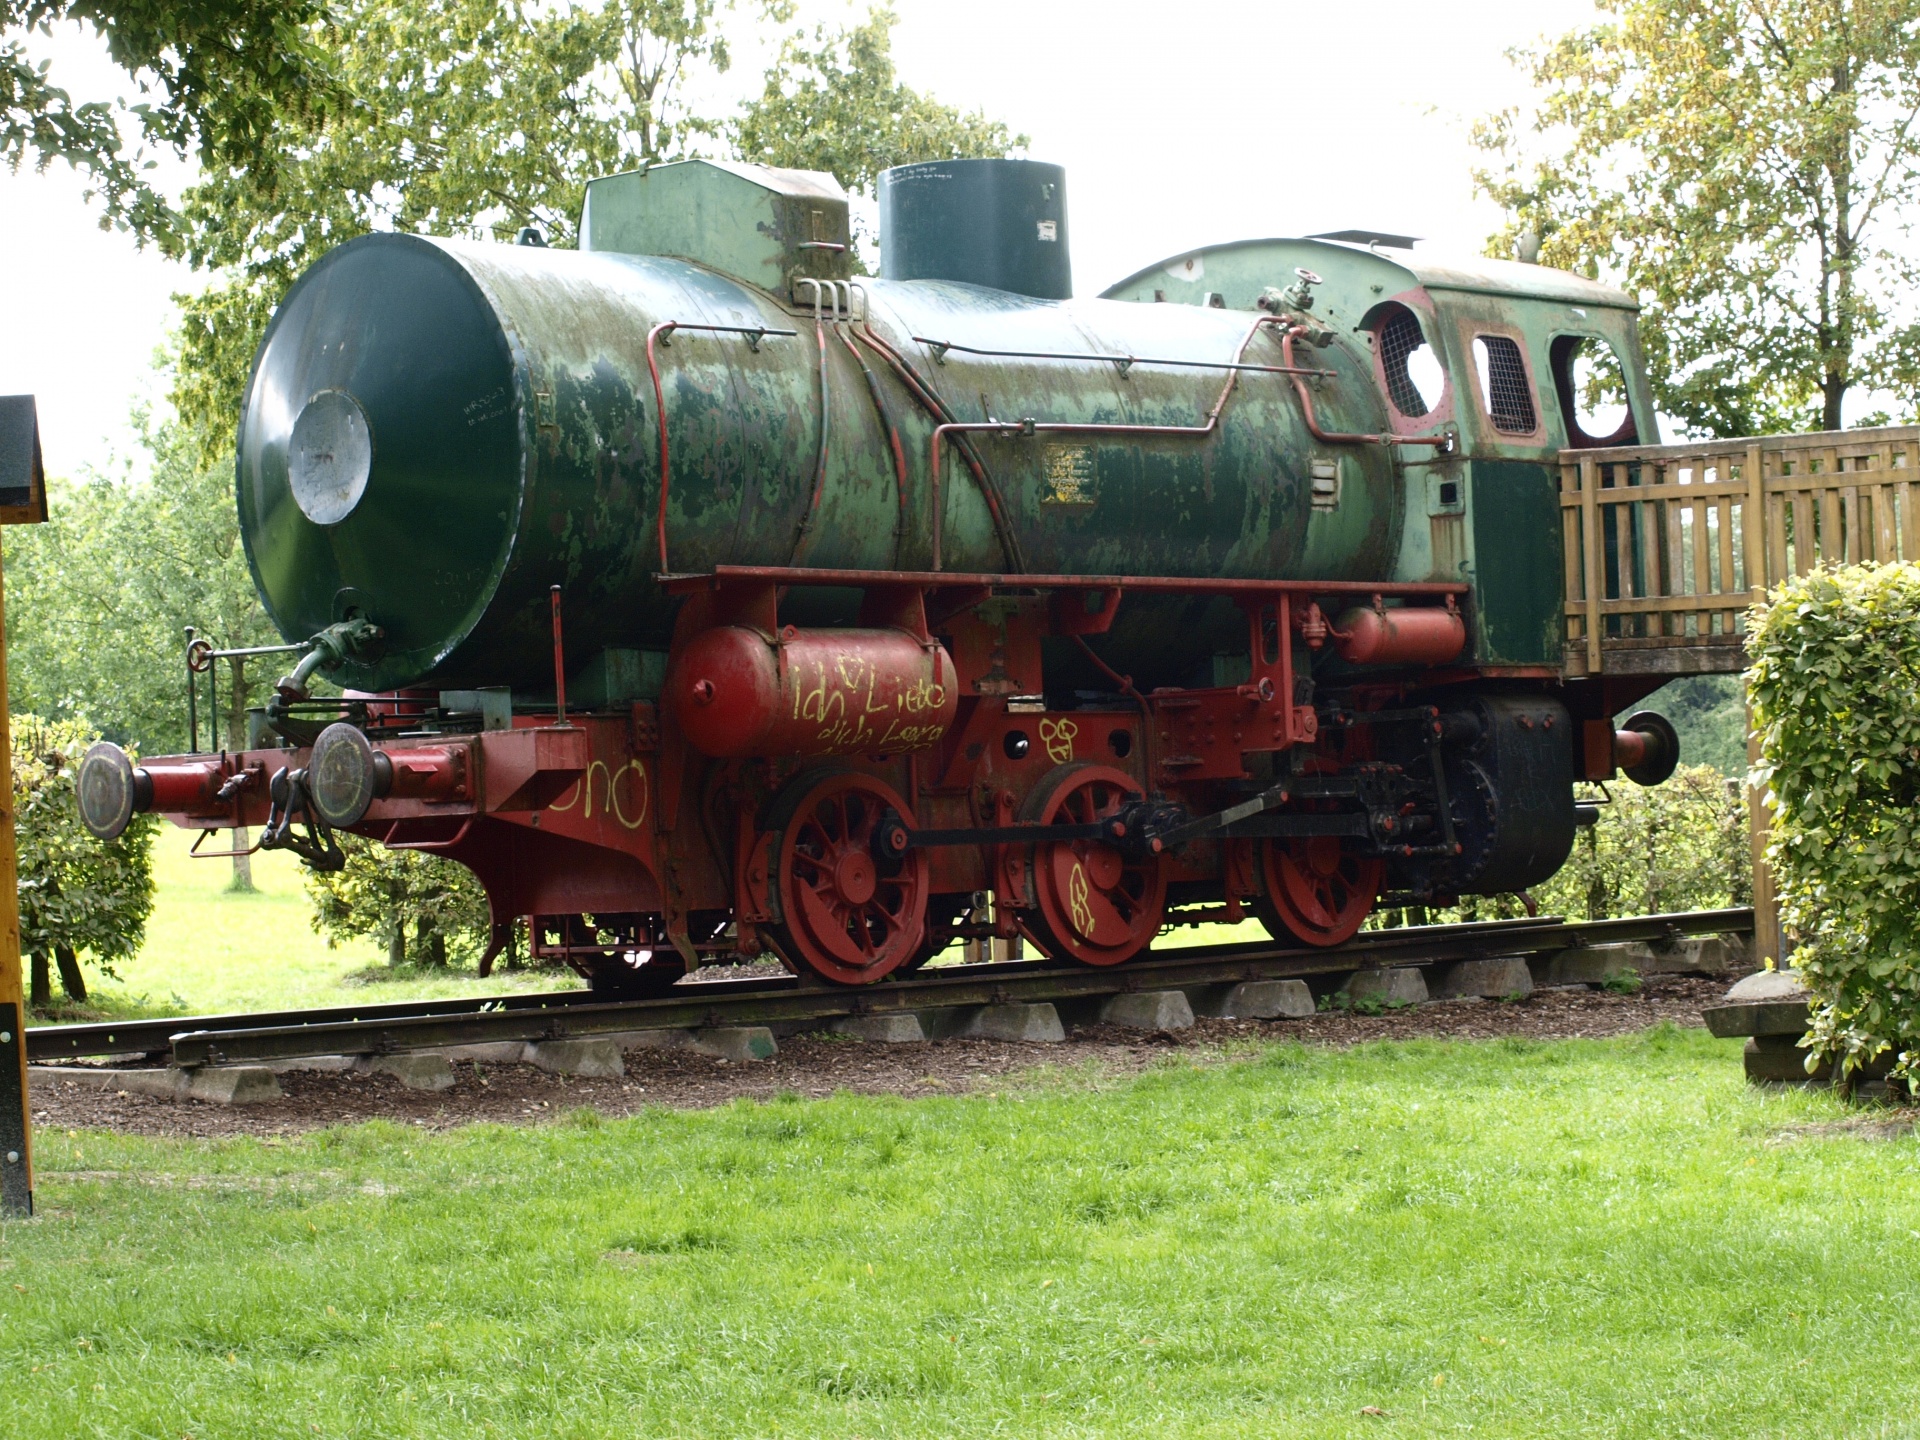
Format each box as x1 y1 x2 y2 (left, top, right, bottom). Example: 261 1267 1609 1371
644 321 799 572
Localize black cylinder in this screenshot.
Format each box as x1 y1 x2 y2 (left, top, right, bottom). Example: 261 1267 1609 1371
877 159 1071 299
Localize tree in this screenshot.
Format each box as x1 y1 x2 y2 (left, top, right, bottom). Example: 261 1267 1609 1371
4 413 277 753
170 0 747 446
305 836 492 969
734 6 1024 198
2 0 328 239
12 715 157 1009
3 412 280 886
1476 0 1920 437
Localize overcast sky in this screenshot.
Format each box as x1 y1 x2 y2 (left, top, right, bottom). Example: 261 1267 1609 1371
0 0 1594 478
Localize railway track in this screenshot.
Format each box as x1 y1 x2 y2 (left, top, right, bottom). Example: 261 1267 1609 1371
29 908 1751 1070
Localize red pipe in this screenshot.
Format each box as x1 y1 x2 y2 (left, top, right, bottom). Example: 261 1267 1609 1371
840 327 911 556
550 584 568 724
852 321 1024 572
1277 325 1452 448
924 315 1323 568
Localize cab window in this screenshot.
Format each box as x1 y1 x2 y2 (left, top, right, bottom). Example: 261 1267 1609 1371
1367 303 1447 419
1550 334 1638 447
1472 334 1539 435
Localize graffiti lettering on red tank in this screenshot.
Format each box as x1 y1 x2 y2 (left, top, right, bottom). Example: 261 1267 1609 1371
791 652 949 754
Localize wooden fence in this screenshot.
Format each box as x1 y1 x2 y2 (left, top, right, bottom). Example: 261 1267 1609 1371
1558 424 1920 677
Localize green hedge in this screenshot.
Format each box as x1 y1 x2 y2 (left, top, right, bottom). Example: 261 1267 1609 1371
1748 562 1920 1084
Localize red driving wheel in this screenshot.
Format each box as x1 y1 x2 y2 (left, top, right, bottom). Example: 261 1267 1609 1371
1020 763 1166 967
765 769 929 985
1255 835 1383 947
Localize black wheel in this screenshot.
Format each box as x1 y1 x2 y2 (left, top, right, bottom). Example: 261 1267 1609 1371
585 948 689 998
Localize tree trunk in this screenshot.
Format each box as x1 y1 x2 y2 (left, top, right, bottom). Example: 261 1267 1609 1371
29 952 49 1010
54 944 87 1002
227 654 255 893
418 918 447 967
388 928 405 968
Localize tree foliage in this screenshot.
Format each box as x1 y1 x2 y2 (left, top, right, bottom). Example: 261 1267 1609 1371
304 836 492 969
1477 0 1920 436
172 0 740 440
4 414 278 753
734 6 1023 197
2 0 328 238
1749 562 1920 1085
12 714 157 1008
170 0 1018 449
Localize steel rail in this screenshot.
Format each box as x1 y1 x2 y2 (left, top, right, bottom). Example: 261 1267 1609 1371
24 973 789 1063
29 908 1749 1069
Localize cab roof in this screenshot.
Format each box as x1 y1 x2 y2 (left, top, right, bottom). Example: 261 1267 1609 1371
1101 236 1637 311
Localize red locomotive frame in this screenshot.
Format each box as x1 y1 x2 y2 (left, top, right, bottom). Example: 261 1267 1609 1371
101 564 1488 989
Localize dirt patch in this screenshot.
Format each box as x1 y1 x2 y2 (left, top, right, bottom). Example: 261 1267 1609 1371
29 974 1736 1140
1766 1114 1918 1145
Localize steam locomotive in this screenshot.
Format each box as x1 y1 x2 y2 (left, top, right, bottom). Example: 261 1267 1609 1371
75 157 1678 990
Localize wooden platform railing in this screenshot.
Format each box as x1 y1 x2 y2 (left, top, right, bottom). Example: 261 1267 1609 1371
1558 424 1920 677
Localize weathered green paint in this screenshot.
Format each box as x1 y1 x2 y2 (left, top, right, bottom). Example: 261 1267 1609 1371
1467 460 1564 664
1104 237 1652 669
580 159 851 293
238 230 1406 695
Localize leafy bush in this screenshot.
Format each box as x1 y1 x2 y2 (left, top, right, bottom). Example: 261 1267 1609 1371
12 716 158 1010
1748 562 1920 1085
304 836 493 970
1539 765 1751 921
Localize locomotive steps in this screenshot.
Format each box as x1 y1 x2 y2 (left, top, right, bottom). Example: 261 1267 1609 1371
28 910 1750 1103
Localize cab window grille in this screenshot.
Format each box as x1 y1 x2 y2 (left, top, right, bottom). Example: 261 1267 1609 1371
1376 307 1431 417
1474 334 1538 434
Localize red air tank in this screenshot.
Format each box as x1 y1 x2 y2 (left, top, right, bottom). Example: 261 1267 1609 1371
1333 605 1466 667
665 626 960 759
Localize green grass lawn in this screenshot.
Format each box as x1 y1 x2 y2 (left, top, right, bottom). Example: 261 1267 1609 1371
76 826 576 1020
4 1026 1915 1437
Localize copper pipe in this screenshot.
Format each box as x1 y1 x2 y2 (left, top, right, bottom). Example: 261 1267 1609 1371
791 280 835 559
850 320 1024 572
838 324 911 558
925 314 1293 566
911 335 1335 379
1277 324 1451 448
550 585 568 725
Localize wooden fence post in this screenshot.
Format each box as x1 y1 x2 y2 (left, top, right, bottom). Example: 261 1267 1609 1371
1745 700 1782 968
0 396 51 1217
1740 440 1783 968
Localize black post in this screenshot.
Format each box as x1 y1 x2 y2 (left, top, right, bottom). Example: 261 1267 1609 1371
0 1004 29 1216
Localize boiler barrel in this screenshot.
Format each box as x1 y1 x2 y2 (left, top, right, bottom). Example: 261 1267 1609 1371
237 233 1404 694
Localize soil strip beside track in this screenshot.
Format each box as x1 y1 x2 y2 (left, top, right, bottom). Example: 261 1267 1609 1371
29 974 1737 1139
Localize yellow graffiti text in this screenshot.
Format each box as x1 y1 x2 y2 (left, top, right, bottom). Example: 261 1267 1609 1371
1038 717 1078 764
1068 861 1097 939
548 758 649 830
